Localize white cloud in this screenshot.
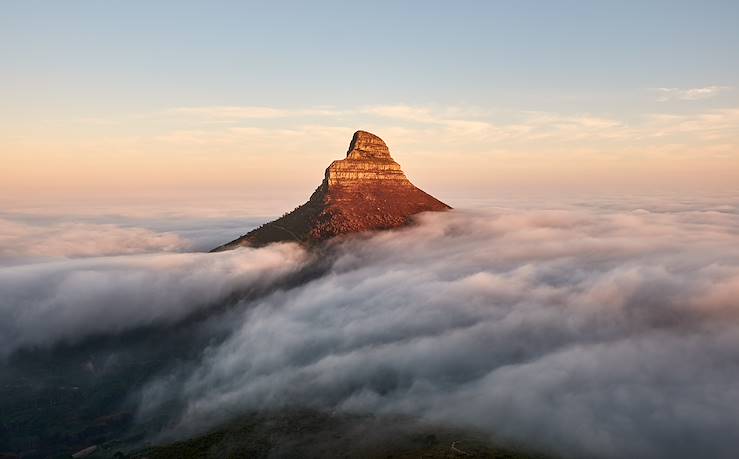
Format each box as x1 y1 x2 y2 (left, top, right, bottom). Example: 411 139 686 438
0 243 309 355
42 103 737 178
0 218 190 260
127 202 739 459
159 103 739 147
644 108 739 140
654 86 731 102
166 106 345 120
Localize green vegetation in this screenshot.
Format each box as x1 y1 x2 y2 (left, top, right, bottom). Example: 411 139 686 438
128 410 554 459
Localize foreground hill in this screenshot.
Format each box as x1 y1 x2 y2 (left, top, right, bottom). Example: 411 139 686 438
130 410 554 459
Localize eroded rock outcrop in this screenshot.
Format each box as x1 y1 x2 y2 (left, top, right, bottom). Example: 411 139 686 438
212 130 450 250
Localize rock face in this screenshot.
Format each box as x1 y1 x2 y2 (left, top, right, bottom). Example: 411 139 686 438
212 131 450 250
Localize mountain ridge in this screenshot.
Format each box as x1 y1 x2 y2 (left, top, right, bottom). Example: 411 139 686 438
212 130 450 251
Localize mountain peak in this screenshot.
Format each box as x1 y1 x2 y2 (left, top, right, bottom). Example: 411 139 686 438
212 130 450 250
346 130 392 160
326 131 407 187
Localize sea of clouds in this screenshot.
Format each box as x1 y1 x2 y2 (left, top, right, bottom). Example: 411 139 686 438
2 196 739 458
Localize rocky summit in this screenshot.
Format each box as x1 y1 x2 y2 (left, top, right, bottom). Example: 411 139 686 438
212 130 451 250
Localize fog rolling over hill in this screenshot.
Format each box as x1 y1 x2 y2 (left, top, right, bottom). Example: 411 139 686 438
3 188 739 458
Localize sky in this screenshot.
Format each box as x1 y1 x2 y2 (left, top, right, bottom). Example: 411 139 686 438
2 0 739 209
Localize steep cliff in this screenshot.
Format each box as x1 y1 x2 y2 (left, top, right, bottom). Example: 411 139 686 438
212 131 450 250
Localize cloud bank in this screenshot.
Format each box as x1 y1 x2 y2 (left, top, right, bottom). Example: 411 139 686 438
133 205 739 459
0 218 189 261
0 243 309 356
3 200 739 458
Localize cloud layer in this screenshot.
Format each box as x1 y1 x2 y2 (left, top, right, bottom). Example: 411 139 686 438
135 205 739 459
3 200 739 458
0 243 309 356
0 218 189 260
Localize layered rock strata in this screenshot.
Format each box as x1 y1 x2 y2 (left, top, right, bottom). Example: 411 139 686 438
212 130 450 250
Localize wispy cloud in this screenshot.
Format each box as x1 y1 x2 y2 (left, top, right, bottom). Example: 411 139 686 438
155 104 739 149
654 86 731 102
7 102 738 197
166 106 345 120
645 108 739 140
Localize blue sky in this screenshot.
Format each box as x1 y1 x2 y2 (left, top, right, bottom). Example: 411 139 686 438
4 1 738 111
2 1 738 201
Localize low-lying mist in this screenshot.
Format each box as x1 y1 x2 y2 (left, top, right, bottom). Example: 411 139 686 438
0 245 309 356
2 198 739 459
